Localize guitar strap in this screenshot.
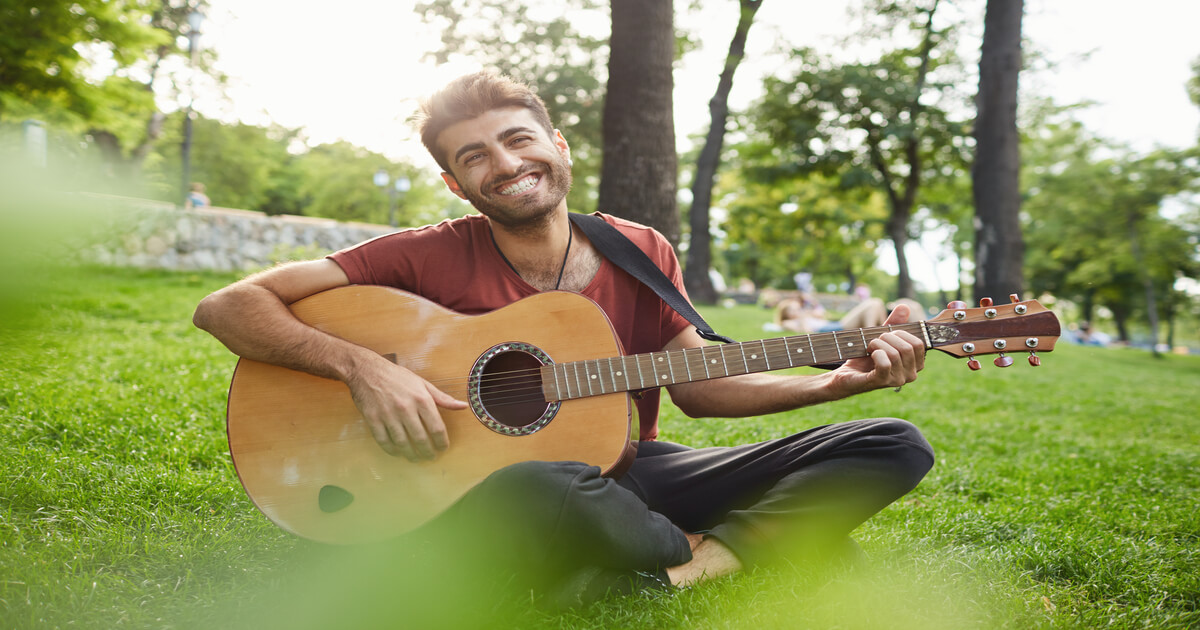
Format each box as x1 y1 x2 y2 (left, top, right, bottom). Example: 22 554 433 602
568 212 735 344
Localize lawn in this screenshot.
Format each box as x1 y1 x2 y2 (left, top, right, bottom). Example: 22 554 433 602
1 265 1197 629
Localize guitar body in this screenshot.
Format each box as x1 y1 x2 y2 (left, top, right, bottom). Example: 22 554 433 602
227 286 635 544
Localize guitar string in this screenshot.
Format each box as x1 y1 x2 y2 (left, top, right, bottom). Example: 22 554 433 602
435 322 922 399
424 323 922 396
413 323 927 407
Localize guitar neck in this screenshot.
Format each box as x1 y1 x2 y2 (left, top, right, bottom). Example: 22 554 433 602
543 322 928 401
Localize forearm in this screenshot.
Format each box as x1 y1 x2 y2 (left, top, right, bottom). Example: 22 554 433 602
666 370 848 418
193 277 374 383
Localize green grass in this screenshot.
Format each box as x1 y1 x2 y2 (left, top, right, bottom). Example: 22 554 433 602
1 267 1197 629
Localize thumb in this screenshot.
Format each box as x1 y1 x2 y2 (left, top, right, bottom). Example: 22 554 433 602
884 303 910 326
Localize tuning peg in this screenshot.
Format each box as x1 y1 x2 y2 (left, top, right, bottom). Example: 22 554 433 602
1028 352 1041 367
979 297 993 307
947 300 967 310
1010 293 1020 303
967 357 981 371
994 353 1014 368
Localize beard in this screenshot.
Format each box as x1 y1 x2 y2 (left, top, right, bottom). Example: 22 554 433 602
459 153 573 231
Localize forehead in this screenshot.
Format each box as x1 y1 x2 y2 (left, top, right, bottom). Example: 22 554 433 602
436 107 546 158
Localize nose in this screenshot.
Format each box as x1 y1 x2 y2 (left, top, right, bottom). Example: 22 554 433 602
492 146 523 175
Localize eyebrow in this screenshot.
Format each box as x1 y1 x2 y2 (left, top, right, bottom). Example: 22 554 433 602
452 126 539 164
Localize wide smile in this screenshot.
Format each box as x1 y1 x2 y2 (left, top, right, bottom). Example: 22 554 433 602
496 173 541 196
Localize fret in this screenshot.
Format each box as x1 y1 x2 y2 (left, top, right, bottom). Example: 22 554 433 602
590 359 605 394
806 334 817 363
832 332 844 360
552 363 565 400
760 339 772 370
680 348 695 381
619 356 634 391
576 361 589 396
717 343 735 376
606 357 627 393
634 353 649 389
662 352 676 384
738 343 750 373
859 328 868 350
699 345 714 379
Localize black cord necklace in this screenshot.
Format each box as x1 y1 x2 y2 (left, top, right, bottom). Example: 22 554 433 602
490 225 573 290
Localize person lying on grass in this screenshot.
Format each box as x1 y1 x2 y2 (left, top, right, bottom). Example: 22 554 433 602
193 71 934 608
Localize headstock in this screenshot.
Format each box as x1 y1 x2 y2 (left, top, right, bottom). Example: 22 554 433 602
925 294 1061 370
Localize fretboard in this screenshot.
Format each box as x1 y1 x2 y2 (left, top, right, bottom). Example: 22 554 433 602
542 322 927 401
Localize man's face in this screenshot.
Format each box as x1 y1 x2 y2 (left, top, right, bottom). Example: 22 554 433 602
437 107 572 229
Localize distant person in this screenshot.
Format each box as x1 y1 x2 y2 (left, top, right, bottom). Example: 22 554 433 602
1078 322 1111 347
185 183 210 209
775 294 924 334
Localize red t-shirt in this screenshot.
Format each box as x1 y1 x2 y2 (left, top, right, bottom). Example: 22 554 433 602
327 212 692 440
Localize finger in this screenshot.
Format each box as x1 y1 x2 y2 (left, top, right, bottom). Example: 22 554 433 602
883 303 910 326
428 383 470 410
365 418 400 456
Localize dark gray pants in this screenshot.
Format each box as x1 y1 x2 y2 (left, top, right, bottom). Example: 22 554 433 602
413 417 933 587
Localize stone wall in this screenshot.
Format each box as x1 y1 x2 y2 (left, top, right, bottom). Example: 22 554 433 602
85 198 394 272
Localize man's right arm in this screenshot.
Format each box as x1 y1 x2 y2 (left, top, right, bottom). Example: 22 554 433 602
192 259 466 461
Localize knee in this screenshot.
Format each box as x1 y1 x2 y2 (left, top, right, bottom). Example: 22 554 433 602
870 418 935 483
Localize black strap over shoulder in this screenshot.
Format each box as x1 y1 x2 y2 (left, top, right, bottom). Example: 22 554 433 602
569 212 735 345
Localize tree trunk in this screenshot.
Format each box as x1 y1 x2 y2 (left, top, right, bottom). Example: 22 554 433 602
682 0 763 305
600 0 679 246
972 0 1026 302
889 202 914 299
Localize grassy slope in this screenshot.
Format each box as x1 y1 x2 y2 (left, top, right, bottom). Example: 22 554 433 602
0 267 1196 629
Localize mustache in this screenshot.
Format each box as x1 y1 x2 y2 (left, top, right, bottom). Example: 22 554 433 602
488 164 541 191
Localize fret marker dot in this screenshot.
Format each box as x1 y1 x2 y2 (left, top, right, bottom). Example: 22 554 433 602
657 357 664 363
660 374 668 380
590 374 597 380
710 359 717 364
750 354 758 359
615 371 623 376
796 349 804 354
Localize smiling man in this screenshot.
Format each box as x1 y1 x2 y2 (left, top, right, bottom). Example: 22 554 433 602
194 71 934 607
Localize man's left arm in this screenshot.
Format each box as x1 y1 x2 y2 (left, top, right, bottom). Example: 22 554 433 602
664 304 925 418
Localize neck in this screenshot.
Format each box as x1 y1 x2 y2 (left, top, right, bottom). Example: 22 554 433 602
489 209 575 290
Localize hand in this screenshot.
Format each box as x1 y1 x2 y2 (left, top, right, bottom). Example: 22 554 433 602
346 356 469 461
832 303 925 395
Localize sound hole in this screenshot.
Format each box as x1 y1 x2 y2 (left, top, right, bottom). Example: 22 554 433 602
478 350 550 429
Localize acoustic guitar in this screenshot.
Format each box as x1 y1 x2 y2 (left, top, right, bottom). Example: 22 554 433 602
226 286 1060 544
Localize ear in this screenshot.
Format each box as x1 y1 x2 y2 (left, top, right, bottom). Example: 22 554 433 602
440 172 467 200
553 129 572 165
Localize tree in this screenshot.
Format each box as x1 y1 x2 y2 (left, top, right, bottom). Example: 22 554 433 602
599 0 680 243
683 0 765 304
972 0 1025 302
720 171 888 291
1023 119 1200 349
0 0 164 123
738 0 970 299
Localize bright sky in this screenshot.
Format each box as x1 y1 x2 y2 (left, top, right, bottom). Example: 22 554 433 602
194 0 1200 290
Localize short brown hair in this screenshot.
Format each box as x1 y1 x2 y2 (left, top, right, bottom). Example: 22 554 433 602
415 71 556 172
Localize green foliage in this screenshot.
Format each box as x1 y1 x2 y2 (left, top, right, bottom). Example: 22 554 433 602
718 171 888 290
730 1 972 296
2 270 1198 629
0 0 167 125
1022 116 1200 341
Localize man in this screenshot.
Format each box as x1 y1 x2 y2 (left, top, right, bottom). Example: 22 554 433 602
194 72 933 604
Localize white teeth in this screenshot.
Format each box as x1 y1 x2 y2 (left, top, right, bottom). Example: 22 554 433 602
499 175 538 195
